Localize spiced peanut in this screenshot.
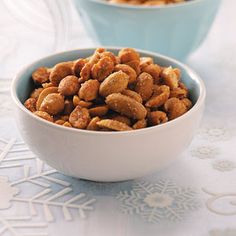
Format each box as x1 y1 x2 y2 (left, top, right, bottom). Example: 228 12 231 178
25 48 193 131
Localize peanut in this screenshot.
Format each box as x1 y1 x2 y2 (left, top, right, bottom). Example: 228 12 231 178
114 64 137 84
106 93 147 120
69 106 90 129
135 72 153 101
24 98 36 112
34 111 53 122
79 79 100 101
36 87 58 110
148 111 168 125
58 75 80 96
96 119 132 131
99 71 129 97
49 62 73 85
91 56 114 81
32 67 50 84
39 93 64 115
89 105 109 117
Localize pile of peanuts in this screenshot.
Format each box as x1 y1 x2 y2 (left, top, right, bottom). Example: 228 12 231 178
24 48 192 132
108 0 186 6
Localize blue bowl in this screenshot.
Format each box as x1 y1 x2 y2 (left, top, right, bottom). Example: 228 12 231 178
73 0 221 60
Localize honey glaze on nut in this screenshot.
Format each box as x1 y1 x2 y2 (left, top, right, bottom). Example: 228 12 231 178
24 48 193 131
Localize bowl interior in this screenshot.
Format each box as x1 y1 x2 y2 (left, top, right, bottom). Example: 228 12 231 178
15 48 201 108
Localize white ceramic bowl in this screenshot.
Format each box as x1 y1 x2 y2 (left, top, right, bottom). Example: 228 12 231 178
11 48 206 182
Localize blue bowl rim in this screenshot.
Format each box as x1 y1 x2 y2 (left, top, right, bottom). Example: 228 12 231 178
85 0 208 10
11 47 206 136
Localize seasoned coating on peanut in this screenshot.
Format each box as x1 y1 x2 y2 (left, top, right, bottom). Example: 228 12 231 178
73 95 80 107
55 119 65 125
91 56 114 81
125 60 141 75
63 99 74 115
100 51 118 65
95 48 106 53
87 116 101 131
148 111 168 126
49 62 73 85
135 72 154 101
42 82 54 88
88 52 101 66
146 85 170 108
161 67 179 89
36 87 58 110
96 119 132 131
89 105 109 117
99 71 129 97
69 106 90 129
78 100 93 108
122 89 143 103
79 79 100 101
79 63 92 83
73 94 93 108
73 58 88 77
58 75 80 96
142 64 161 84
133 119 147 130
164 97 188 120
114 64 137 84
170 87 187 99
173 68 181 80
140 57 154 70
118 48 140 63
181 98 192 110
24 98 36 112
32 67 50 84
63 121 72 127
106 93 147 120
110 115 131 126
39 93 65 115
34 111 53 122
30 88 43 100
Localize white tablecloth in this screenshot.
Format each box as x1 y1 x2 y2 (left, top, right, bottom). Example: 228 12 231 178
0 1 236 235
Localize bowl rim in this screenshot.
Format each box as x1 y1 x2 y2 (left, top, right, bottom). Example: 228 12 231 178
11 47 206 136
86 0 207 10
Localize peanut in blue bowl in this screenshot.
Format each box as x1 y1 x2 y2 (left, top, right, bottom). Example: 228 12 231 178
73 0 221 60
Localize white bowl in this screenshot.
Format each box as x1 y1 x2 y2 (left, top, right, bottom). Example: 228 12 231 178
11 48 206 182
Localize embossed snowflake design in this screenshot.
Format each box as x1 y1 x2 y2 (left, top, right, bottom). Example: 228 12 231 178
117 180 200 223
198 126 231 142
0 215 48 236
0 177 19 209
0 138 96 224
209 228 236 236
212 160 236 172
191 145 220 159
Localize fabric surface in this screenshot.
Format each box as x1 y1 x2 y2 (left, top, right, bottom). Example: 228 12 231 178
0 0 235 235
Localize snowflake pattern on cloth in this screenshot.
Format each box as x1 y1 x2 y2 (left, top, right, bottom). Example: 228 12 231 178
117 180 200 223
0 176 19 209
198 126 231 142
212 160 236 172
0 137 96 224
191 145 220 159
0 215 48 236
